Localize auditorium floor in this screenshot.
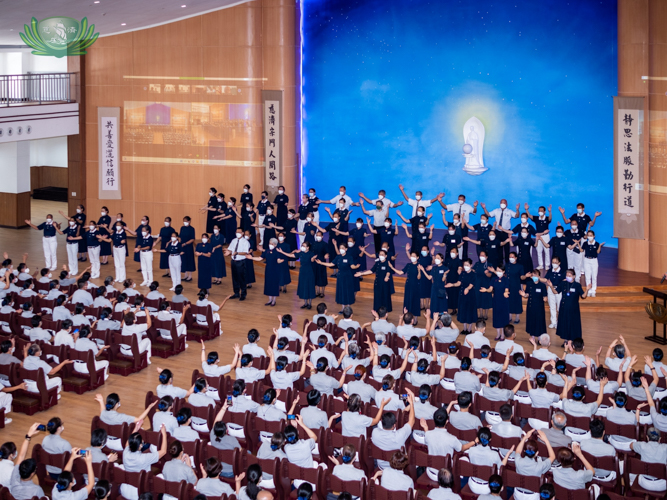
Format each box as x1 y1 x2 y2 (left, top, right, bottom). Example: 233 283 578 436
0 200 662 448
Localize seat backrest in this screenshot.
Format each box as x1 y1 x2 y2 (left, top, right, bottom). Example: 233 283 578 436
445 425 478 442
581 451 618 474
490 433 521 451
202 444 239 474
625 454 667 479
152 476 187 500
152 318 178 340
502 466 542 492
368 482 414 500
68 348 100 386
18 366 52 409
455 453 496 486
409 447 449 470
280 460 323 495
515 403 551 422
326 472 367 497
604 419 638 440
553 483 593 500
563 411 592 430
90 415 129 447
111 469 148 497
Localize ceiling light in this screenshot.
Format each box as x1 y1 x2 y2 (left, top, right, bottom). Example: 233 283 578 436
121 23 126 25
94 1 100 3
181 4 186 7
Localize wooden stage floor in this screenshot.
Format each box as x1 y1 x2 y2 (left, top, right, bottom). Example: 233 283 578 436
0 199 664 450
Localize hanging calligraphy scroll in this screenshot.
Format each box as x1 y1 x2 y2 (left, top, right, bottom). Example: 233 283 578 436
613 96 644 239
262 90 283 198
98 107 121 199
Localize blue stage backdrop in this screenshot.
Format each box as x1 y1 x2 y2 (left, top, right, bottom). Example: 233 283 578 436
302 0 618 245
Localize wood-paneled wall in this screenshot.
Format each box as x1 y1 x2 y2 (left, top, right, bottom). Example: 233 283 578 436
30 166 68 191
76 0 299 231
0 192 30 228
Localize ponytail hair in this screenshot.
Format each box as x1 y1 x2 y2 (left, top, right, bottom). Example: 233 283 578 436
212 421 227 442
158 369 172 385
105 393 120 411
176 407 191 425
94 479 111 500
232 379 245 397
168 440 183 458
245 464 262 500
55 471 74 492
157 396 173 412
206 351 219 365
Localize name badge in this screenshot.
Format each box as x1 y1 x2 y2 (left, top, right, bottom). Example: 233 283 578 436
451 239 456 243
570 288 576 292
560 242 565 245
439 270 444 274
343 259 348 263
381 266 386 270
535 288 541 292
491 245 496 249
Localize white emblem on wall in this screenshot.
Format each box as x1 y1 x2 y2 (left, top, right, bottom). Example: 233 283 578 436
462 116 487 176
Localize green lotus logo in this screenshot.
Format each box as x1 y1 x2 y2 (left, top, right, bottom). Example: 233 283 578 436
20 17 99 57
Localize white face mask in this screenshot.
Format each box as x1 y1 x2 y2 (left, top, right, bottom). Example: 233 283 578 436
450 253 457 259
142 232 148 237
481 221 488 227
384 222 391 228
315 236 322 242
287 213 294 219
419 228 425 233
309 192 315 198
267 209 273 215
539 211 545 216
76 208 82 213
278 237 285 242
500 203 507 209
213 229 219 234
421 250 428 256
417 212 424 218
378 194 384 200
552 264 560 270
243 188 248 193
244 235 250 240
479 256 487 262
171 236 177 241
521 232 528 238
587 236 594 241
340 249 346 255
571 226 578 232
301 246 307 252
489 235 496 241
458 199 464 205
117 218 122 222
566 276 574 282
69 221 76 227
454 220 460 226
89 225 95 231
556 232 563 238
236 233 242 239
339 191 345 196
410 256 418 263
228 202 233 207
434 258 442 265
116 227 123 233
202 238 208 243
183 221 190 226
347 242 354 247
448 230 455 235
333 217 339 223
510 257 516 263
464 265 471 272
278 190 284 195
577 208 583 214
379 255 386 262
217 198 223 203
496 271 504 277
306 218 312 223
415 195 422 200
164 221 170 226
141 220 147 225
209 192 213 196
24 268 29 273
356 223 362 228
269 244 275 250
101 212 107 217
521 218 527 223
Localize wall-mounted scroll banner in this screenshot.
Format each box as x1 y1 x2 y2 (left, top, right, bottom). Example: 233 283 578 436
98 107 121 200
613 96 644 239
262 90 283 197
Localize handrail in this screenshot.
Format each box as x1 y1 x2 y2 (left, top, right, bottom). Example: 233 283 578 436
0 73 74 106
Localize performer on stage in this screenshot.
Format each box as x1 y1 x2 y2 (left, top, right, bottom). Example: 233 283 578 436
548 269 591 345
480 266 510 341
520 269 548 337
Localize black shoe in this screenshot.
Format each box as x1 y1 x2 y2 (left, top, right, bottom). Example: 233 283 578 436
270 302 276 307
265 302 272 306
307 304 312 310
513 320 520 324
239 295 246 301
300 304 308 309
162 273 171 278
247 284 252 289
100 262 109 265
230 294 240 299
283 288 287 294
137 269 142 273
184 277 192 282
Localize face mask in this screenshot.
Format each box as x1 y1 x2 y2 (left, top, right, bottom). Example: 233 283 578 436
142 232 148 237
301 246 307 252
500 203 507 209
339 191 345 196
69 221 76 227
244 235 250 240
587 236 594 241
267 210 273 215
243 188 248 193
141 220 147 225
278 237 285 242
269 244 275 250
356 222 362 228
434 258 442 265
489 235 496 241
101 212 107 217
117 218 122 222
450 253 457 259
410 256 417 263
532 276 539 283
571 226 578 232
480 256 487 262
288 213 294 219
415 195 422 200
315 236 322 242
376 205 383 210
454 220 460 226
379 255 386 262
171 236 177 241
340 249 346 255
521 217 527 223
556 232 563 238
236 233 242 239
309 192 315 197
183 221 190 226
481 221 488 226
521 232 528 238
117 227 123 233
202 238 208 243
382 248 389 254
419 228 425 233
448 230 455 235
347 242 354 247
496 271 504 277
539 211 545 216
278 190 284 195
384 222 391 228
378 194 384 200
89 225 95 231
333 217 339 223
213 229 219 234
417 212 424 217
76 208 82 213
509 257 516 263
209 192 213 196
464 265 471 272
577 208 583 214
339 204 345 209
458 199 464 205
228 202 233 207
164 221 170 227
306 217 312 223
566 276 573 282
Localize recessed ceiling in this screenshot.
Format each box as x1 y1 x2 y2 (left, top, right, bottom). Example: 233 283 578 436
0 0 252 45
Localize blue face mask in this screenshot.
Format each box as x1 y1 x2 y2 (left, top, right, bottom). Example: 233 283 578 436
532 276 539 283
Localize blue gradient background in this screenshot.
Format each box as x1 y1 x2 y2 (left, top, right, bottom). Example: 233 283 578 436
302 0 618 245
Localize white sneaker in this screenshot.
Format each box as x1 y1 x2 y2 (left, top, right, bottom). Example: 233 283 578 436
169 287 175 291
548 323 556 329
537 266 543 270
185 343 189 349
4 418 12 425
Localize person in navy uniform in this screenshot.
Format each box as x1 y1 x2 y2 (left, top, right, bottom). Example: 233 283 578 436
326 202 351 238
438 194 477 259
155 217 177 278
284 210 299 269
210 224 226 285
473 250 492 320
543 225 568 276
416 245 433 311
240 184 253 207
25 214 62 271
402 222 433 258
464 228 508 270
99 221 127 282
179 217 196 282
549 269 591 344
297 194 311 242
98 207 112 266
199 187 219 234
348 218 369 275
466 213 492 259
306 188 322 224
396 208 430 251
257 190 270 247
84 220 103 279
544 256 566 329
315 243 360 310
398 250 421 316
153 231 183 290
445 247 462 315
128 215 151 270
276 232 292 293
451 213 469 259
235 201 258 252
273 186 289 227
558 203 602 232
564 220 585 282
457 259 478 334
480 266 510 340
435 224 463 264
356 249 397 313
310 230 329 297
243 230 257 290
520 269 548 337
512 227 535 275
422 252 448 315
525 204 552 270
63 217 82 276
214 198 237 246
506 251 526 324
581 230 605 298
134 223 154 286
59 205 87 262
367 217 398 261
481 199 519 264
281 241 318 309
248 238 283 306
195 234 213 291
258 204 281 251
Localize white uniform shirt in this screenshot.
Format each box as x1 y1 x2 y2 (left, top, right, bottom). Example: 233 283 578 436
487 207 517 230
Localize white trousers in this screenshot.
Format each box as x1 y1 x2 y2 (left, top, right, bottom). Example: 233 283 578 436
67 243 79 276
566 248 582 279
113 247 126 282
258 215 266 245
120 338 152 363
159 323 187 339
536 232 550 268
169 255 182 288
88 246 101 278
0 392 12 414
140 251 154 284
583 257 599 295
26 376 62 394
42 236 58 270
547 288 562 326
74 359 110 380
